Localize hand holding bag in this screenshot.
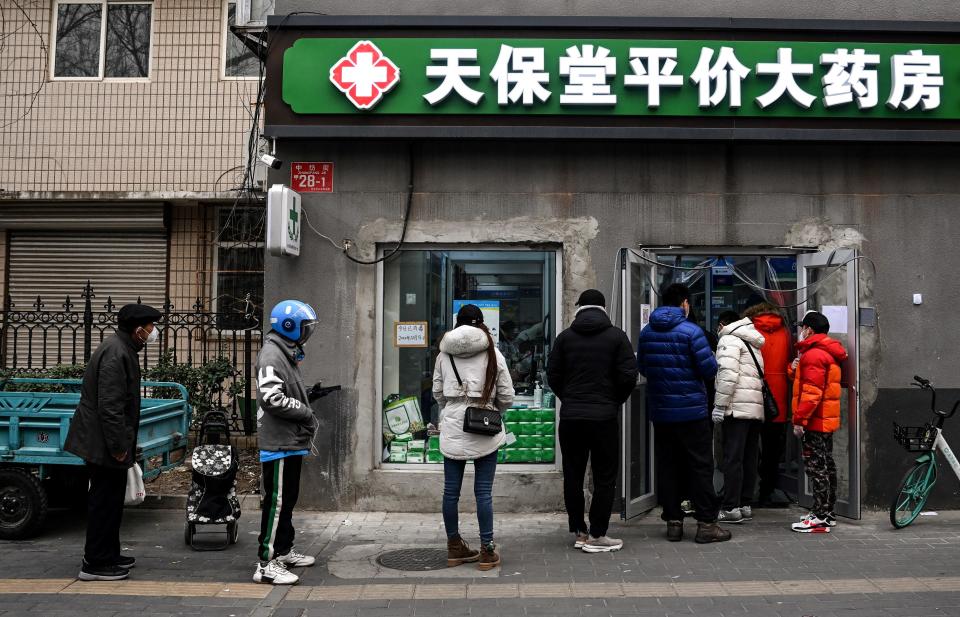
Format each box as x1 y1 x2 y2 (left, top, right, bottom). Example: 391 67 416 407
448 355 502 437
744 344 780 422
125 463 145 506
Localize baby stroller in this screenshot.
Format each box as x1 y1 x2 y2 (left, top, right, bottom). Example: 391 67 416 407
184 410 241 550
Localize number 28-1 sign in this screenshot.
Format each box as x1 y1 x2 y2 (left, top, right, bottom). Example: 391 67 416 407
291 162 334 193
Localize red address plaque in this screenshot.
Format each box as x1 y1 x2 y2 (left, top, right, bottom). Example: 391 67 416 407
291 162 334 193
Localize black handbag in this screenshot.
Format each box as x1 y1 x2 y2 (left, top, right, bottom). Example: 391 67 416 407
744 343 780 422
448 355 502 437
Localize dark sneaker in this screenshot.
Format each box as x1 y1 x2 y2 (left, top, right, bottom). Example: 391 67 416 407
115 555 136 570
478 542 500 571
667 520 683 542
718 508 744 524
695 522 732 544
447 535 480 567
78 562 129 581
824 513 838 527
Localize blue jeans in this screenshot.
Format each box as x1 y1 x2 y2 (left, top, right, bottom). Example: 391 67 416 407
442 451 498 544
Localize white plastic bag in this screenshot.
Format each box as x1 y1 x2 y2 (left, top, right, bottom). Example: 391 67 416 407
124 463 145 506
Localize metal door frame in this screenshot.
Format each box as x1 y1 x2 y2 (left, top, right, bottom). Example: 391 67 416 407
620 248 658 518
796 248 861 519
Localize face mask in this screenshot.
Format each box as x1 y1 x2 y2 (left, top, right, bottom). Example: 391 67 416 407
798 327 809 341
141 326 159 345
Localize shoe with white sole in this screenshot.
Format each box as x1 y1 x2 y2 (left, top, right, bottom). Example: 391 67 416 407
253 560 299 585
573 532 589 549
581 535 623 553
791 514 830 533
740 505 753 521
824 512 837 527
78 562 129 581
718 508 744 524
277 549 316 567
680 500 695 515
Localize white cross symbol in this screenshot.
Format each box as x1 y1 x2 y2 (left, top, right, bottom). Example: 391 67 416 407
342 52 388 99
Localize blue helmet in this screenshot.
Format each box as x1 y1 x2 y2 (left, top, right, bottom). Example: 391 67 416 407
270 300 318 344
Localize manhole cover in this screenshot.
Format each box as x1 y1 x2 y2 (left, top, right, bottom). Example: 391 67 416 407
376 548 448 571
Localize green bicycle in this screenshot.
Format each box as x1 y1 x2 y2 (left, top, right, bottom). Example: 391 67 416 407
890 375 960 529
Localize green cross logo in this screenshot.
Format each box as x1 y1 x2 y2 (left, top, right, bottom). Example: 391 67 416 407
287 205 300 241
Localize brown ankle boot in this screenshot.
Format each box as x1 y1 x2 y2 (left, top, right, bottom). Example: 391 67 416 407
447 535 480 567
695 522 732 544
478 542 500 571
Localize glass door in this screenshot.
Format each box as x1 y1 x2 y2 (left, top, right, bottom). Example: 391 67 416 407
621 249 657 518
796 249 860 519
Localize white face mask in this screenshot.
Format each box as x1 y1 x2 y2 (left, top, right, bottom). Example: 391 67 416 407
141 326 160 344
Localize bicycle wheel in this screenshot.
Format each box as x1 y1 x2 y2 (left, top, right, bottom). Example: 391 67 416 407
890 459 936 529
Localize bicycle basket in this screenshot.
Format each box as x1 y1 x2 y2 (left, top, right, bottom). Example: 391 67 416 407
893 423 937 452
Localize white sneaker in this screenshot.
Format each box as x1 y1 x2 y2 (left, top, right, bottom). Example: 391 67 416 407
740 505 753 520
277 549 316 567
573 533 589 549
581 535 623 553
791 515 830 533
253 560 299 585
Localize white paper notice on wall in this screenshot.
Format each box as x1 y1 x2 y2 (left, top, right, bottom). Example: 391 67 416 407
821 305 849 334
395 321 428 347
640 304 652 331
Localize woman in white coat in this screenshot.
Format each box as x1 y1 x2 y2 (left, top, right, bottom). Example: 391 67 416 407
712 310 766 524
433 304 514 571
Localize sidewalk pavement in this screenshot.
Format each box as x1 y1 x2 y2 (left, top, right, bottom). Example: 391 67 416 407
2 505 960 616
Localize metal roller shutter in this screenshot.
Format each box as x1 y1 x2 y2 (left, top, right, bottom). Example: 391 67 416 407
8 231 168 310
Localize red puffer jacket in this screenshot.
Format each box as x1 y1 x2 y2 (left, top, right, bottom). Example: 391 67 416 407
789 333 848 433
744 304 792 422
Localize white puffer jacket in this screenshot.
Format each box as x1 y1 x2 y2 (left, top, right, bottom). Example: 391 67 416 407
714 317 766 420
432 325 515 460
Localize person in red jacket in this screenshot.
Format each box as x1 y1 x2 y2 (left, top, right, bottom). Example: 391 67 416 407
789 311 848 533
743 303 793 508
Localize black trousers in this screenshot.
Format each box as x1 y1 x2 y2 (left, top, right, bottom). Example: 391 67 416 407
721 418 762 510
258 455 303 562
84 463 128 567
559 418 619 538
654 418 721 523
759 422 787 498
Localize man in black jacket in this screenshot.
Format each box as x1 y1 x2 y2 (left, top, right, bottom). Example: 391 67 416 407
547 289 638 553
65 303 161 581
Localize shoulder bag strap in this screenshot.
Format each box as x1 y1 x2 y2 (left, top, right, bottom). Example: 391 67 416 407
448 354 464 387
744 343 766 380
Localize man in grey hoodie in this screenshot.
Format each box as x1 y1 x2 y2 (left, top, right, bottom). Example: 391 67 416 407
253 300 321 585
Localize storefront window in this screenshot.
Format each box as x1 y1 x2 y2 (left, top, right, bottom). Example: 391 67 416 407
381 249 557 466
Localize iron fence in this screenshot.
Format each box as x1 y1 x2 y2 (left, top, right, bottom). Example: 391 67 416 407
0 282 262 434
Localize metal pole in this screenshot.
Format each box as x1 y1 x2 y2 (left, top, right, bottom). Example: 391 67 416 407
243 292 254 436
82 281 94 363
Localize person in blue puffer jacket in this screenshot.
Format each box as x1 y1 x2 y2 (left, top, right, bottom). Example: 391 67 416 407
637 283 730 545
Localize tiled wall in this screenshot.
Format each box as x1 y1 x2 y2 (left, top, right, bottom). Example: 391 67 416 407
0 0 258 194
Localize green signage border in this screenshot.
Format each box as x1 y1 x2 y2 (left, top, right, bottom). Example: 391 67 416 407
282 37 960 119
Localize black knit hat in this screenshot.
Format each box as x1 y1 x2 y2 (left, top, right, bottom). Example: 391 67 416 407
117 303 162 332
575 289 606 307
455 304 484 326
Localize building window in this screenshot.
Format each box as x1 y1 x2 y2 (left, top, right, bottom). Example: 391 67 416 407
214 206 265 330
381 249 558 467
223 0 271 78
53 1 153 79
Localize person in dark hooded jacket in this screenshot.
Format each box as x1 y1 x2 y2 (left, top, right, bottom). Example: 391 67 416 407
547 289 637 553
637 283 729 544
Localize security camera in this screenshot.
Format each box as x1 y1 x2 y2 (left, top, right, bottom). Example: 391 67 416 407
259 153 283 170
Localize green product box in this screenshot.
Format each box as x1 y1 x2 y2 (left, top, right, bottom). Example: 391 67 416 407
389 451 407 463
497 449 507 463
427 450 443 463
428 435 440 451
393 432 413 443
407 439 426 453
535 421 555 435
503 449 526 463
505 422 522 435
517 422 537 435
542 448 555 462
534 435 555 448
536 408 556 421
503 409 522 422
406 452 425 463
389 441 408 454
514 436 536 449
517 408 537 422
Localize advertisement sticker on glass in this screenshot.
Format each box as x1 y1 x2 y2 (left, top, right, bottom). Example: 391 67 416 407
395 321 429 347
453 300 500 344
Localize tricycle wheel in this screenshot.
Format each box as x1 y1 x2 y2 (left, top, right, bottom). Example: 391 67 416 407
228 521 239 545
184 521 195 546
0 468 48 540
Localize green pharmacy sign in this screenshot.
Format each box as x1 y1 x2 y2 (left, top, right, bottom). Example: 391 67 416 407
281 37 960 119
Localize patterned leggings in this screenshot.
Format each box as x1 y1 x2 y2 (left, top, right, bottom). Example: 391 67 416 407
802 430 837 518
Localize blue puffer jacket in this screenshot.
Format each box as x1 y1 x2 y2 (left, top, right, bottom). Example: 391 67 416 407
637 306 719 423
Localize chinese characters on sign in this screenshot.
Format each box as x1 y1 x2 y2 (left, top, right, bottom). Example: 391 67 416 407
395 321 428 348
291 162 334 193
280 37 960 119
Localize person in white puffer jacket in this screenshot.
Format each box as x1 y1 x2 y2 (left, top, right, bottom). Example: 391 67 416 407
712 311 766 525
433 304 514 571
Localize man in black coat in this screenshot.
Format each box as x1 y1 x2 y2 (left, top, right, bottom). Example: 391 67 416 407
547 289 638 553
65 303 162 581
